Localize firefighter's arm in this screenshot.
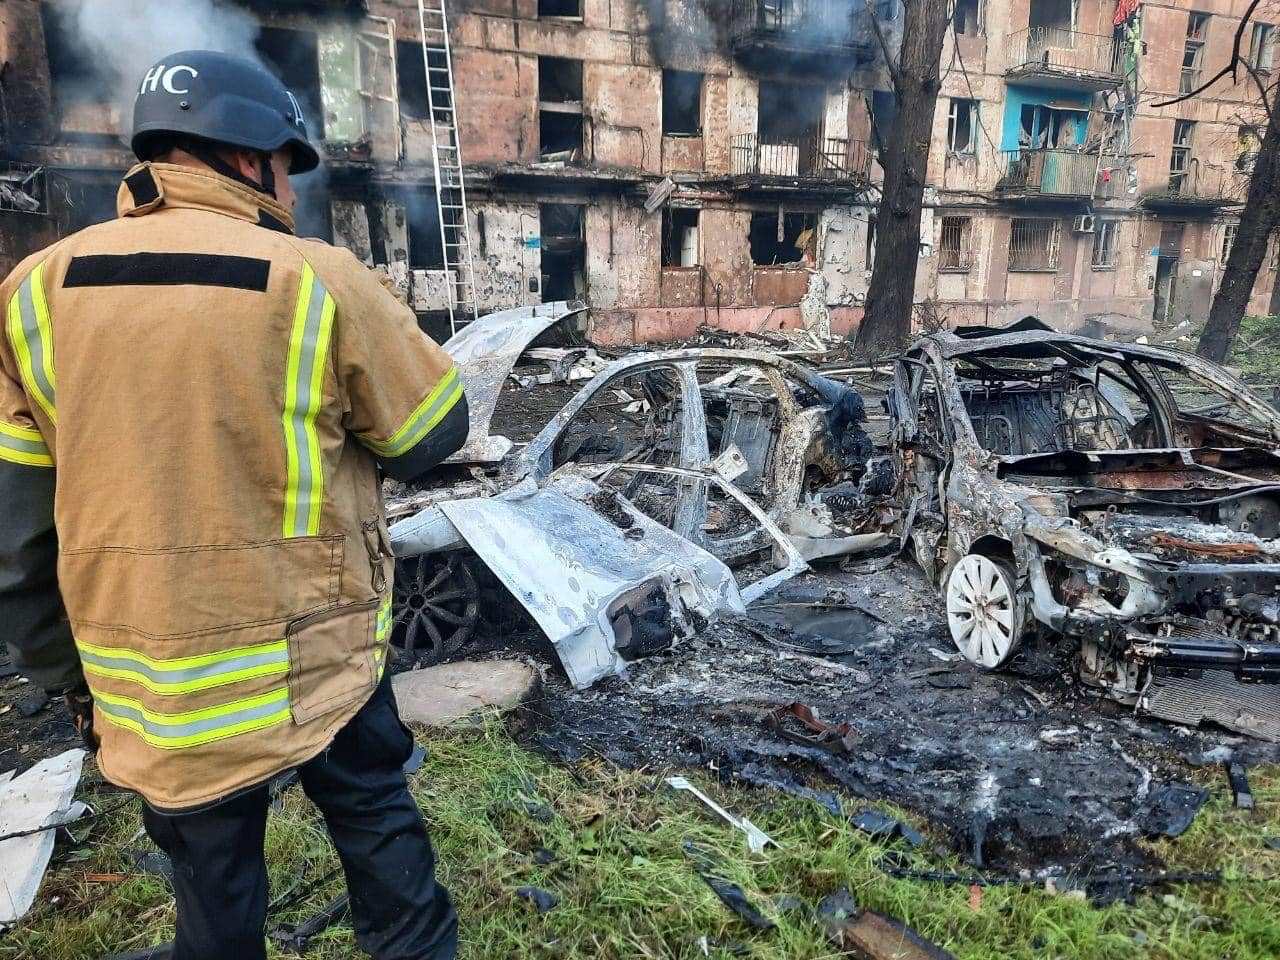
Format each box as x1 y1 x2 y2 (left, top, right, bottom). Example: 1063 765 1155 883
332 255 469 481
0 355 80 692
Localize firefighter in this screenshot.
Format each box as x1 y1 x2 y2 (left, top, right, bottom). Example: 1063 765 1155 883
0 51 465 960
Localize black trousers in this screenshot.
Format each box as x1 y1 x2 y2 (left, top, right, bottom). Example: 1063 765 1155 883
142 674 458 960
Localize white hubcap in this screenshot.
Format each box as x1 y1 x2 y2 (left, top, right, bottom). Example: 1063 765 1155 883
946 554 1018 668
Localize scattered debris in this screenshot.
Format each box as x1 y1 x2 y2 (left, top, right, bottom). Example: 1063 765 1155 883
392 661 540 725
666 777 778 854
269 895 350 952
685 844 775 930
0 749 88 924
1138 784 1210 838
514 886 559 914
1226 762 1254 810
816 886 955 960
764 702 857 755
849 810 924 846
17 689 49 718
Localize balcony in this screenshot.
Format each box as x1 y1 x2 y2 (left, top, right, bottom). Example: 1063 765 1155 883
1141 163 1244 210
996 149 1114 199
727 0 876 72
1006 27 1124 91
731 134 872 186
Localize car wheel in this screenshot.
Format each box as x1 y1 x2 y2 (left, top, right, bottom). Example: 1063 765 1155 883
945 554 1023 669
391 553 479 665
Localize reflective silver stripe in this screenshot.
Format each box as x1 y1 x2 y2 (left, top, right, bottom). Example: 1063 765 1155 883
16 272 55 418
78 643 288 693
95 689 291 748
0 424 52 466
282 263 335 538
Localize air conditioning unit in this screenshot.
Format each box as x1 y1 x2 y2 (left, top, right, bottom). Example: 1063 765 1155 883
1072 214 1096 234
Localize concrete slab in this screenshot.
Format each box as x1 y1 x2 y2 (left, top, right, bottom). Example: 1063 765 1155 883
392 660 539 726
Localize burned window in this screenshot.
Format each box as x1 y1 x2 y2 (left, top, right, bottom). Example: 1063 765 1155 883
40 3 103 108
539 0 582 17
1092 220 1119 269
1008 218 1060 271
1237 125 1261 172
539 57 583 103
1181 13 1210 93
551 367 684 475
256 28 324 139
866 214 877 271
0 163 49 216
1143 361 1276 444
662 70 704 137
396 40 437 121
939 216 971 272
1250 22 1276 72
1170 119 1196 194
539 57 584 160
541 203 585 302
749 210 817 266
1028 0 1075 33
662 208 700 267
947 99 977 155
954 0 982 35
1222 223 1238 262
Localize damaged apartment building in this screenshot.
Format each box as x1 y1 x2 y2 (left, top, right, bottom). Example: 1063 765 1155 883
0 0 1279 342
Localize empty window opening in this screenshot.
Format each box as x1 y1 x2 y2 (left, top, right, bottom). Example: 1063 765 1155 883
1028 0 1075 33
541 203 586 302
1008 218 1060 271
749 210 817 266
1251 23 1276 72
939 216 972 271
397 40 445 121
1238 125 1262 172
663 70 704 137
1182 13 1210 94
947 99 977 155
1018 103 1085 149
40 4 104 108
1092 220 1119 269
662 208 700 267
539 0 582 18
539 57 583 104
539 113 584 159
954 0 982 35
1170 119 1196 193
1222 223 1238 263
256 28 324 140
404 193 446 270
757 81 823 145
866 214 877 271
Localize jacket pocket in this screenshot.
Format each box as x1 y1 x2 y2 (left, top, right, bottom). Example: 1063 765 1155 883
286 600 378 724
61 536 345 639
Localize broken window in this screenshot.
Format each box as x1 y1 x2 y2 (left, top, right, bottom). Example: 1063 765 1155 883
541 203 586 302
0 163 48 216
41 3 112 127
1250 22 1276 72
662 70 704 137
1018 103 1085 150
539 57 583 103
405 193 445 270
539 0 582 17
1170 119 1195 194
1181 13 1210 94
749 210 817 266
954 0 982 36
947 99 977 155
1008 218 1060 271
1028 0 1075 33
939 216 972 272
551 367 684 475
1222 223 1238 262
256 28 325 139
755 81 824 175
1237 125 1262 172
539 57 584 160
397 40 432 120
1092 220 1119 269
662 208 700 267
866 214 877 272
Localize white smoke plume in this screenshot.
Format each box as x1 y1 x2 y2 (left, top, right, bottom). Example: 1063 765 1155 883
47 0 262 137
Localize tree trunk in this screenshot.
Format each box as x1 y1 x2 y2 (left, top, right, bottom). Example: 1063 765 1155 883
1197 111 1280 363
851 0 950 356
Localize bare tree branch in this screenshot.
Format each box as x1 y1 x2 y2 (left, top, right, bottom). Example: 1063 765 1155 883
1152 0 1264 107
863 0 901 90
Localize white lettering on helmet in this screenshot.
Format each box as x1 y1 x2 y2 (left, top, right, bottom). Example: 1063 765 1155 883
139 65 165 95
162 65 199 95
285 91 305 128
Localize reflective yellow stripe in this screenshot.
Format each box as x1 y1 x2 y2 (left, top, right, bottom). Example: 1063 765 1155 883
77 638 289 695
5 262 56 425
376 593 392 642
282 263 336 538
358 366 464 459
94 687 292 750
0 421 53 467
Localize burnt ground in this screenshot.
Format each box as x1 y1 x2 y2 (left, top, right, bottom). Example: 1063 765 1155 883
0 646 82 776
454 559 1280 879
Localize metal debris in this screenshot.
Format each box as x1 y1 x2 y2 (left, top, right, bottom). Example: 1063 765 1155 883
666 777 778 854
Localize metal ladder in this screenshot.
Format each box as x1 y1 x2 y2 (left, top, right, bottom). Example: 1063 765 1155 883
417 0 478 335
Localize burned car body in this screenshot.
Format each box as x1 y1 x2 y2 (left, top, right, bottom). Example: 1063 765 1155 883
892 320 1280 739
387 309 872 685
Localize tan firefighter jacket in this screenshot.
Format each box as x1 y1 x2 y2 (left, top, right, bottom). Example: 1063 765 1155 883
0 163 468 810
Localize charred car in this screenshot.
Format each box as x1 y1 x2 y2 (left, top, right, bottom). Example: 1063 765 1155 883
891 319 1280 740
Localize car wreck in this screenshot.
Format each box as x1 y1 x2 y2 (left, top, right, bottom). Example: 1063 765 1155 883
891 319 1280 740
386 305 875 686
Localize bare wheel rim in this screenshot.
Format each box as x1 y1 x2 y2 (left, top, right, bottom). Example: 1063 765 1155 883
391 553 479 664
946 554 1019 669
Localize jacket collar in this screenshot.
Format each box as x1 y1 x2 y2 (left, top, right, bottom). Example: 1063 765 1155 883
116 162 297 235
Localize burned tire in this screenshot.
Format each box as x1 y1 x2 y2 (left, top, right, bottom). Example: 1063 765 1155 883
391 553 480 665
945 554 1024 669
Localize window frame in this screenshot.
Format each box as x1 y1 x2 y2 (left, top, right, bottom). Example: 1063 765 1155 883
938 215 973 273
1008 217 1061 272
946 98 978 156
1091 219 1119 270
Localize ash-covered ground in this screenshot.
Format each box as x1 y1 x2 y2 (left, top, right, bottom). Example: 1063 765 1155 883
463 559 1280 877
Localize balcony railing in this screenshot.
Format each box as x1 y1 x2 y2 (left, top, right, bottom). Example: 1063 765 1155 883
1006 27 1124 85
1145 162 1244 206
996 149 1113 198
728 0 864 50
731 134 871 180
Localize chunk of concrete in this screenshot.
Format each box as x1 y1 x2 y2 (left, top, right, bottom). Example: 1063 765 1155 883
392 661 539 726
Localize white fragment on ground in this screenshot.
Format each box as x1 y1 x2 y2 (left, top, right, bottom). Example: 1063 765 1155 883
0 748 88 925
666 776 778 854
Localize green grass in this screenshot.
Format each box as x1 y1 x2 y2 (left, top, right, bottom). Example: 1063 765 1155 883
3 718 1280 959
1227 314 1280 382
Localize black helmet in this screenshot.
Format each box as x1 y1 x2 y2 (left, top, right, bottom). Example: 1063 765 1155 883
131 50 320 177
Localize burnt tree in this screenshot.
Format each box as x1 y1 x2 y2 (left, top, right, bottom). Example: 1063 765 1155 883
852 0 950 355
1198 112 1280 362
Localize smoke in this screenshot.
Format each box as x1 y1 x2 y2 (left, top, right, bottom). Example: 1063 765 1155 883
46 0 261 138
